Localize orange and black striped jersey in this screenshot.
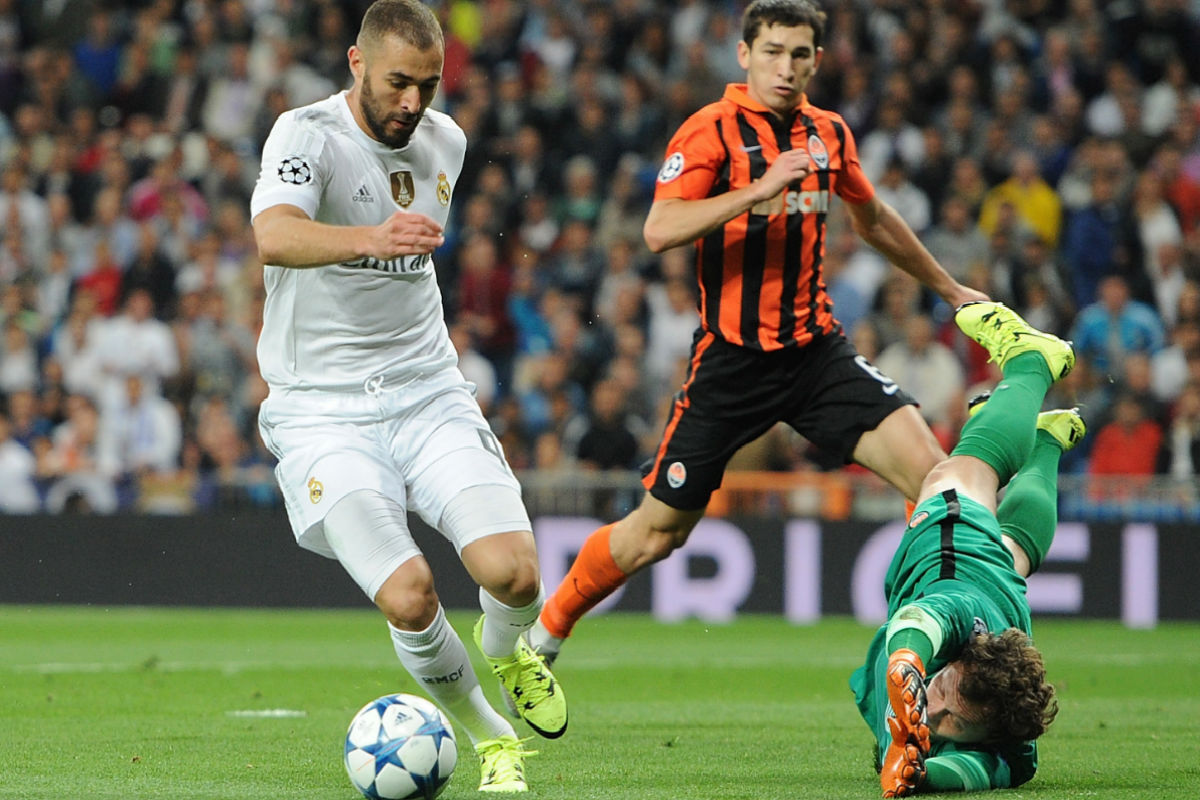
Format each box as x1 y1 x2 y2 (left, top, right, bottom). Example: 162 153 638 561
654 83 875 350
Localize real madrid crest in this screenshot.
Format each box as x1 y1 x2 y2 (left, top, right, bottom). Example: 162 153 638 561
308 477 324 504
436 170 451 206
390 170 415 207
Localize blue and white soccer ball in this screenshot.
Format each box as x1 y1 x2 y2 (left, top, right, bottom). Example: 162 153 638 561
344 693 457 800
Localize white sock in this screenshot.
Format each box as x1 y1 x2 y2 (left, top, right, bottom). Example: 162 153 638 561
527 618 563 656
388 606 514 745
477 584 544 659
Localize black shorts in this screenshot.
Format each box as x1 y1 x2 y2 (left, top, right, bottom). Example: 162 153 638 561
642 330 917 510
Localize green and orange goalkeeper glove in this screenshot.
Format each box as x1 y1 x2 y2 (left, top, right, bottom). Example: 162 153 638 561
881 649 930 797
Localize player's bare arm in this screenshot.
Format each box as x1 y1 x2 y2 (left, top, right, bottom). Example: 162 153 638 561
643 149 813 252
846 195 988 309
253 204 445 268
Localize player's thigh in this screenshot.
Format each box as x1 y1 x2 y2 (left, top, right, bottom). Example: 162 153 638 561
785 335 928 474
259 395 407 555
401 387 531 551
854 405 947 501
323 489 427 607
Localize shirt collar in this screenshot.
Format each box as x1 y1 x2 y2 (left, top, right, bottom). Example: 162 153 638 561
722 83 810 117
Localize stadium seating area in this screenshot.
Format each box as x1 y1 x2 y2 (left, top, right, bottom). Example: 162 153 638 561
2 0 1200 516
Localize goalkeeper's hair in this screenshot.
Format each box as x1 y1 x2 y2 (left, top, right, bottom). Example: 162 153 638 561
958 628 1058 745
358 0 442 53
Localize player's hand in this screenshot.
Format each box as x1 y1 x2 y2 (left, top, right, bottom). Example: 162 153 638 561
365 211 445 258
880 739 926 797
885 648 931 756
755 148 814 200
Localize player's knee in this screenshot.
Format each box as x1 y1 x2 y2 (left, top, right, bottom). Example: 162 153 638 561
375 561 439 630
640 523 689 563
487 551 541 605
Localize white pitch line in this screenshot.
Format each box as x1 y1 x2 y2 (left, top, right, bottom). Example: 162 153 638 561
226 709 308 718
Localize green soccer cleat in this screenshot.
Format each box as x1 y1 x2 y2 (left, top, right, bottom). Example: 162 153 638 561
1037 408 1086 451
954 301 1075 381
475 735 535 793
474 616 568 739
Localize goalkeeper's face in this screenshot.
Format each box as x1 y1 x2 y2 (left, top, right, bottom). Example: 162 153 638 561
925 662 990 744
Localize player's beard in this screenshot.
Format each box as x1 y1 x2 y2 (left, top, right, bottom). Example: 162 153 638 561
359 77 423 149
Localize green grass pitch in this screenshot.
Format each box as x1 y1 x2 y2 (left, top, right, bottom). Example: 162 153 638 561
2 607 1198 799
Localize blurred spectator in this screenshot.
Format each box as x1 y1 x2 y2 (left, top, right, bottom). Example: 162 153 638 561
1070 274 1166 381
979 150 1063 249
1152 321 1200 404
1088 393 1163 478
454 232 515 374
98 374 182 481
562 376 646 472
449 320 498 416
1161 382 1200 480
517 350 586 438
94 288 179 411
1130 168 1184 311
1061 168 1135 308
201 42 260 147
0 410 39 512
873 158 930 233
859 98 925 183
545 218 604 312
6 387 51 452
644 275 698 389
874 314 965 442
38 393 118 514
0 319 36 393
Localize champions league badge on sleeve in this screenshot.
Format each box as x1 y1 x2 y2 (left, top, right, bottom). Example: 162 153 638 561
278 155 314 185
657 152 684 183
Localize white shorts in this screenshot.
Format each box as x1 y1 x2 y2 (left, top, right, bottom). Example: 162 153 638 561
258 370 526 559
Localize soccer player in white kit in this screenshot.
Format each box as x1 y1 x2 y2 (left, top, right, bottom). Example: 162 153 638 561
249 1 565 792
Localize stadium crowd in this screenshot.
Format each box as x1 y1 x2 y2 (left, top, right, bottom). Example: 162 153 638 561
2 0 1200 515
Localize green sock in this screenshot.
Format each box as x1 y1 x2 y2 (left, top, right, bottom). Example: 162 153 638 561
997 429 1064 574
950 353 1052 486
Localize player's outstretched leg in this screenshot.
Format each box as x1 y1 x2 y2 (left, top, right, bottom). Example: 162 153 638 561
475 735 536 793
954 301 1075 380
997 408 1086 576
473 616 567 739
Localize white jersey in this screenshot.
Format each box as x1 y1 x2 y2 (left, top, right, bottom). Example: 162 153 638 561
251 91 464 393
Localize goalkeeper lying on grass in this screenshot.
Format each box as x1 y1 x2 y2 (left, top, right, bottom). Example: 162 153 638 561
850 302 1082 796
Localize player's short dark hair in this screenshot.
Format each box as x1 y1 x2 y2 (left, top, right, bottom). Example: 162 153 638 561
742 0 827 49
958 628 1058 745
359 0 442 53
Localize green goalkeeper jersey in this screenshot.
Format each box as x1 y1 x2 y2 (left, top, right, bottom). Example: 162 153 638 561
849 490 1039 791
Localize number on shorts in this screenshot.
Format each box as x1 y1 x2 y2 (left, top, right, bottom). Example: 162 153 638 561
854 354 900 395
477 427 513 473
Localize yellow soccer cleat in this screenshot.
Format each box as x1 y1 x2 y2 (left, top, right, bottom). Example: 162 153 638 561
474 616 568 739
1037 408 1086 451
475 735 535 793
954 301 1075 381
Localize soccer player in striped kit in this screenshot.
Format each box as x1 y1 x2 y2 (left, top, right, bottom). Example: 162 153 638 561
531 0 986 665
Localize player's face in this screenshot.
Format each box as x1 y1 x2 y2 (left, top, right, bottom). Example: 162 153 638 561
925 662 992 744
737 23 822 116
351 35 443 149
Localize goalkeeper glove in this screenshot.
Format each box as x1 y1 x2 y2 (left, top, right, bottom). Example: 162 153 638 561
881 649 930 797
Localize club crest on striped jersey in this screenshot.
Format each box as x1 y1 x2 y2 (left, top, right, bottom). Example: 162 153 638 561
658 152 684 183
807 134 829 169
390 170 415 207
667 461 687 488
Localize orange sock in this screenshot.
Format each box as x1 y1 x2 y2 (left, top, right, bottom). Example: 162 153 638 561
904 499 917 521
540 523 628 639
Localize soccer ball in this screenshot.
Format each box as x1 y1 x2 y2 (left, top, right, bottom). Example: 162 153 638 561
344 693 457 800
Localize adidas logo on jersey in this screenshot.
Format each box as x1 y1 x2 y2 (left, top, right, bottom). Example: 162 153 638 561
352 185 374 203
